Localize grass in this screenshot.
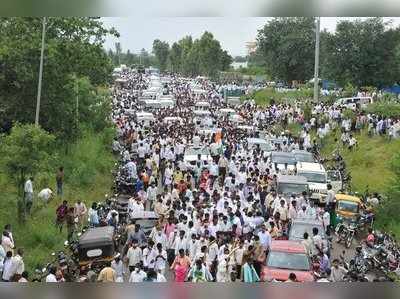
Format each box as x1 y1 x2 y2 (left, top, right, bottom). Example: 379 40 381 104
243 88 314 106
320 130 400 194
0 129 115 273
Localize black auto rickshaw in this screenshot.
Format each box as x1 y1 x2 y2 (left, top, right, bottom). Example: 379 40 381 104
78 226 116 273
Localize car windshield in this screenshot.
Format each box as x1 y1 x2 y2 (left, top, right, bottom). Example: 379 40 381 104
248 141 272 152
271 155 296 165
289 223 325 240
300 172 326 183
278 183 307 195
294 153 315 163
337 201 359 213
185 147 210 156
267 251 310 271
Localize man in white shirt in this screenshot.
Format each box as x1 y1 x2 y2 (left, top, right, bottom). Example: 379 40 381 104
126 241 143 273
174 231 188 255
129 266 147 282
45 267 58 282
38 188 53 204
257 225 272 251
11 248 24 279
24 177 34 215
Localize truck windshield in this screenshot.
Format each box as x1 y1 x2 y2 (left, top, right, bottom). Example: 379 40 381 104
299 172 326 183
279 183 307 195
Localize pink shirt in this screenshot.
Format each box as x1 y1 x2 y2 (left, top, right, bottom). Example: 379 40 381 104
164 223 176 238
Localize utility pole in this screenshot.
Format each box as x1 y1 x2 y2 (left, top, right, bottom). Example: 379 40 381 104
313 16 320 103
35 17 46 126
76 76 79 127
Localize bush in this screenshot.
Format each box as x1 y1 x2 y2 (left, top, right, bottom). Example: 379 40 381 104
365 101 400 118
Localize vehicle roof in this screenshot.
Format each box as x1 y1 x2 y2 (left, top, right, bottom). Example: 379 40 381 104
136 112 154 117
130 211 159 219
79 226 114 246
335 194 362 203
278 174 308 184
247 137 268 144
291 219 323 226
297 162 325 172
270 241 306 253
292 149 313 155
195 101 210 106
271 151 295 158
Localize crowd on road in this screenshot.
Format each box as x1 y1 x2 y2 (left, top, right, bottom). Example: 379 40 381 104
2 67 399 283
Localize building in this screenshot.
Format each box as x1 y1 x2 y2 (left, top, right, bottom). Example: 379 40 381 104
246 41 257 56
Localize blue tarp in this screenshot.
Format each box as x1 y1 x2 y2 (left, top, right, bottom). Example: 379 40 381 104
382 85 400 95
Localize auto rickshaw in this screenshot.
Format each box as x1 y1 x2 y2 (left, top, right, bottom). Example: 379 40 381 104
77 226 116 273
334 194 364 227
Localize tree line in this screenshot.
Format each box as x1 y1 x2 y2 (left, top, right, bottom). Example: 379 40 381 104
108 31 232 78
256 17 400 88
0 17 118 141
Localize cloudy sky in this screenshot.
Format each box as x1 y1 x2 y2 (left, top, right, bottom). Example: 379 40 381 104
102 17 400 57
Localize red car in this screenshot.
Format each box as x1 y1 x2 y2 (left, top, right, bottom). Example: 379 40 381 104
261 240 315 282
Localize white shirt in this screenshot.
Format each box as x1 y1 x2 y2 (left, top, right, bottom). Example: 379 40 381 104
129 270 147 282
38 188 53 202
24 180 33 193
258 230 272 250
45 273 58 282
127 247 143 267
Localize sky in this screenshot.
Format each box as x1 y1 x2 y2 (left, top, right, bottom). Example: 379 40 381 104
102 17 400 57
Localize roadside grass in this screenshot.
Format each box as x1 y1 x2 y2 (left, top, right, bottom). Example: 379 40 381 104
0 129 115 272
246 88 313 106
320 130 400 194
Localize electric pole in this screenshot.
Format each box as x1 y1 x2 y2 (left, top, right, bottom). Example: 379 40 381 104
35 17 46 126
313 17 320 103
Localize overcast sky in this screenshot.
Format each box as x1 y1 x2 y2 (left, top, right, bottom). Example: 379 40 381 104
102 17 400 57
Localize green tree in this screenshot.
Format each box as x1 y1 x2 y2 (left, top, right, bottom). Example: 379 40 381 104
0 17 118 141
152 39 170 72
257 17 316 83
0 123 55 219
321 18 400 87
168 42 182 73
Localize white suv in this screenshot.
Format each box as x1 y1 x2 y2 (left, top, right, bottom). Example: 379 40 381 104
296 162 328 203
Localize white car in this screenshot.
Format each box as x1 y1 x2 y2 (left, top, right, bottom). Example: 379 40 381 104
183 146 213 165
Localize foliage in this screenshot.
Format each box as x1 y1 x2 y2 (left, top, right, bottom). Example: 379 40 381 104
321 18 400 87
0 123 56 192
257 17 316 83
152 39 170 72
342 83 357 97
375 153 400 237
0 17 118 141
365 101 400 118
0 128 115 272
236 66 268 76
166 32 232 77
249 88 314 106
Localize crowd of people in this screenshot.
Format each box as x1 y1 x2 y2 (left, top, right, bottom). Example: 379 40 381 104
96 69 374 283
1 67 395 283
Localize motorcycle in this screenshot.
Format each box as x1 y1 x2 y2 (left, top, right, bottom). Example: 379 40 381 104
335 220 357 248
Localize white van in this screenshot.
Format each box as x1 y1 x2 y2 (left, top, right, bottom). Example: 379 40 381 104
136 112 155 126
334 97 373 110
296 162 329 203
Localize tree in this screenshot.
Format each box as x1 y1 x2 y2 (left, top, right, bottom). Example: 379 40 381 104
152 39 170 72
0 17 119 141
168 42 182 73
321 18 400 87
257 17 316 83
0 123 55 219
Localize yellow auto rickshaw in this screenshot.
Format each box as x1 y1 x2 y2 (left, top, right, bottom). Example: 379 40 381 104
334 194 364 226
